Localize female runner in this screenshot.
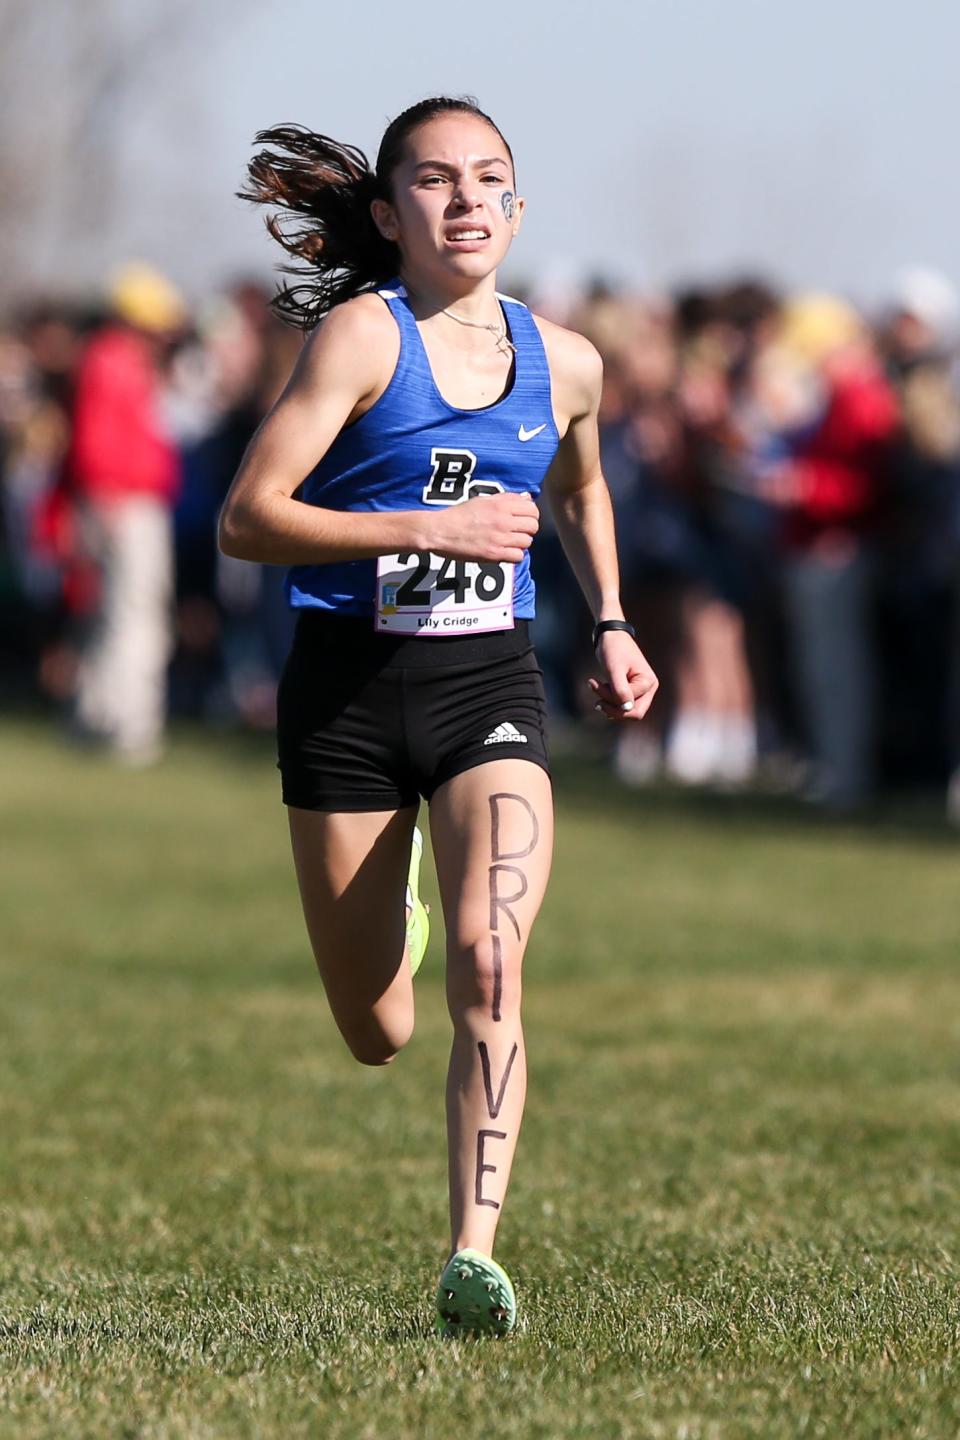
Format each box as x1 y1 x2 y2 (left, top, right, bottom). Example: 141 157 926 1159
219 96 658 1336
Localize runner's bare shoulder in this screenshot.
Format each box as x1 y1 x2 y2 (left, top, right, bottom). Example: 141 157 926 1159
295 291 401 409
529 314 603 428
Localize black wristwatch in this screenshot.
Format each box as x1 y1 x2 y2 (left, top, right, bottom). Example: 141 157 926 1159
592 618 636 650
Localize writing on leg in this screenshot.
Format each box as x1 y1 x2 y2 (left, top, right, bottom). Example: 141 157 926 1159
475 1128 507 1208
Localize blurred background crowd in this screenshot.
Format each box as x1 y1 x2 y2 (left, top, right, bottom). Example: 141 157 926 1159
2 261 959 817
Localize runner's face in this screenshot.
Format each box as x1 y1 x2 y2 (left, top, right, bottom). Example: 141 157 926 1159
375 115 523 284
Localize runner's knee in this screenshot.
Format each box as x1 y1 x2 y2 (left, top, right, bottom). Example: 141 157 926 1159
338 1010 414 1066
446 934 521 1021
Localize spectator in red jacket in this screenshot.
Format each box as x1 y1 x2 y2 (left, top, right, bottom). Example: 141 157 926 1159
759 296 900 809
65 263 185 764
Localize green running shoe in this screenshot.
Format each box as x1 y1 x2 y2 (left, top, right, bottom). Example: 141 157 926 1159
406 826 429 979
435 1248 517 1337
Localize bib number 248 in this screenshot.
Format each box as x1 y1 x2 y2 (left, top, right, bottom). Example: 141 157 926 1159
376 552 514 636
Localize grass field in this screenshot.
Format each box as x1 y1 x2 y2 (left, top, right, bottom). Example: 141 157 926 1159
2 720 959 1439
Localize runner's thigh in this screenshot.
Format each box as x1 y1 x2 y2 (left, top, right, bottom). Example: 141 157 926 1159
429 760 553 1009
288 805 418 1035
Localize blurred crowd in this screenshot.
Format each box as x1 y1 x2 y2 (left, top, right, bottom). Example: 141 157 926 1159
2 261 959 818
0 266 302 761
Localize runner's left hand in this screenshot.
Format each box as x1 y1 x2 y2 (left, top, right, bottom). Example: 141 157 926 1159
588 631 659 721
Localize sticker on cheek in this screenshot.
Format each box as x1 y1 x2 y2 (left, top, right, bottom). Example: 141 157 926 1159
500 191 515 221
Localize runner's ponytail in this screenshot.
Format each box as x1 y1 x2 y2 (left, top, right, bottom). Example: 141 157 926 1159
238 125 396 331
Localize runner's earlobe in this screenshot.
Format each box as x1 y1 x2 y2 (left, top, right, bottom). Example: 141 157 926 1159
370 197 399 242
510 194 525 237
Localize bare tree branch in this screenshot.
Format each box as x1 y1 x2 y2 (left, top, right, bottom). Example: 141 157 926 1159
0 0 259 304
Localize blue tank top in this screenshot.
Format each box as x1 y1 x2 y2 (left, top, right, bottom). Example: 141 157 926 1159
286 280 560 619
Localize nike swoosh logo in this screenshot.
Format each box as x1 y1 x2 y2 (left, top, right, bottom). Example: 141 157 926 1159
518 423 547 442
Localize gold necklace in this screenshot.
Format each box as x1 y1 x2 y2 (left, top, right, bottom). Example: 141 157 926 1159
441 305 516 356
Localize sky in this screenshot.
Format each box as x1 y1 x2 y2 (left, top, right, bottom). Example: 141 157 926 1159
46 0 960 309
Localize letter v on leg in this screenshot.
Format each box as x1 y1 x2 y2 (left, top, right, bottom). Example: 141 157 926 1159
478 1040 518 1119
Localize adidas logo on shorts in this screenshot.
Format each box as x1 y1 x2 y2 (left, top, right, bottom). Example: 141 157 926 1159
483 722 528 746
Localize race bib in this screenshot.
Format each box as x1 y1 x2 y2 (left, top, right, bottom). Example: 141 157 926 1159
375 552 514 636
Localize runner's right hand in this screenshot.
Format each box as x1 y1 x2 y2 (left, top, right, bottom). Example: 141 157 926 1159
420 493 539 563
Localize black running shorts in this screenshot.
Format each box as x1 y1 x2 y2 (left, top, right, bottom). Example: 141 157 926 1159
277 613 550 811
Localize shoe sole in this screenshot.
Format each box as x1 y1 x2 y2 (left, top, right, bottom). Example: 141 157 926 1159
436 1248 517 1337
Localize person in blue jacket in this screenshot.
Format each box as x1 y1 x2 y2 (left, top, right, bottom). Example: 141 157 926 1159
219 96 658 1335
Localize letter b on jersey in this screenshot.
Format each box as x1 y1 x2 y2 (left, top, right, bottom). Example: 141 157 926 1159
422 448 503 505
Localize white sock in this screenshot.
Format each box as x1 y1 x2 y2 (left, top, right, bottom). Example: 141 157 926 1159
715 714 758 784
614 728 662 786
665 709 717 784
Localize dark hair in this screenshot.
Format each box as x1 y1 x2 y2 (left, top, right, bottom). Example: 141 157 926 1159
237 96 514 331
